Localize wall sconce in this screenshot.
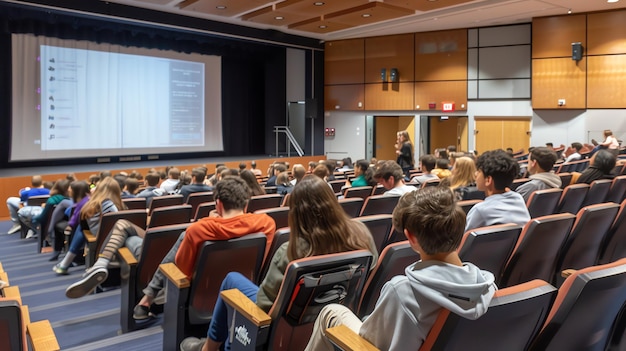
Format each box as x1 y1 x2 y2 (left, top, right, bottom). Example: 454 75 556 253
380 68 387 82
390 68 398 82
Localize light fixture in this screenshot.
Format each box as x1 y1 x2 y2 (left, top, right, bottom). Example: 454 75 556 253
319 25 327 29
390 68 399 82
275 16 284 20
608 0 619 3
314 2 325 5
216 5 226 9
362 13 371 18
567 8 572 14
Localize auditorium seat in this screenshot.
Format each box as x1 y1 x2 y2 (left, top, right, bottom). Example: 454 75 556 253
557 172 572 189
338 198 364 218
326 279 556 351
529 258 626 351
246 194 283 213
555 202 619 287
510 178 530 191
257 228 290 282
556 183 589 214
343 186 373 200
598 199 626 264
147 204 192 229
457 223 523 283
499 213 576 288
254 206 290 230
118 223 189 333
220 250 373 351
355 214 394 254
606 175 626 204
193 201 215 221
185 192 213 218
122 197 146 210
359 194 399 216
526 188 562 218
581 179 613 207
356 241 419 318
147 194 184 215
161 233 267 351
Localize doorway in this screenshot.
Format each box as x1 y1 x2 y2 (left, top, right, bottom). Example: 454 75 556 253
428 116 469 153
374 116 415 161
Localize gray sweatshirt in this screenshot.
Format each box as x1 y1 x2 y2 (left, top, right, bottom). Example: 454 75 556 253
359 260 496 351
516 172 562 202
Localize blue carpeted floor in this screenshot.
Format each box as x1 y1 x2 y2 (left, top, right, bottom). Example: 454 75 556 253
0 220 164 350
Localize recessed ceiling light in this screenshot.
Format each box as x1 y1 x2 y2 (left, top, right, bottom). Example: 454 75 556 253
314 2 325 5
275 16 284 20
428 0 438 2
216 6 226 9
362 13 371 18
608 0 619 3
319 25 327 29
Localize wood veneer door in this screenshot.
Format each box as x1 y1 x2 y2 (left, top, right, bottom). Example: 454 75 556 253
374 116 399 161
429 116 468 152
475 118 530 154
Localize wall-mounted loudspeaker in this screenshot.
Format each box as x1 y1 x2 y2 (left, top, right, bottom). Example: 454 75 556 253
572 42 583 61
390 68 398 82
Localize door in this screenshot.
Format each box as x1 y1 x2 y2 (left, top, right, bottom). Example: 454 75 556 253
474 117 531 154
374 116 416 161
429 116 469 153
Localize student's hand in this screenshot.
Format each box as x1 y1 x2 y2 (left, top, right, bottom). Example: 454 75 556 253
208 210 221 218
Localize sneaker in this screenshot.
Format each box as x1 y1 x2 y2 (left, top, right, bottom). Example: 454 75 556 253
180 337 206 351
53 264 69 275
7 224 21 235
65 266 108 298
133 304 151 320
25 230 37 239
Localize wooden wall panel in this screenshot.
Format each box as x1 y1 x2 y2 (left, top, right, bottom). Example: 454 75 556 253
324 84 365 110
325 39 365 85
587 55 626 108
414 81 467 111
588 10 626 55
532 15 586 58
532 58 586 109
415 29 467 81
364 82 414 110
364 34 414 83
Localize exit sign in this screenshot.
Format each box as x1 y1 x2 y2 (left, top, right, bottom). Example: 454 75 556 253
442 102 455 112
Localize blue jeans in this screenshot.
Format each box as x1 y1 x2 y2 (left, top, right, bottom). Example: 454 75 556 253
207 272 259 350
68 224 85 255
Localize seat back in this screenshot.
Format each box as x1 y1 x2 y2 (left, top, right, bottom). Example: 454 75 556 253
421 179 440 188
457 199 482 214
26 195 49 207
135 223 190 299
343 186 373 200
185 192 213 217
258 228 291 282
246 194 283 213
193 201 215 221
529 258 626 351
94 210 147 255
355 214 393 254
338 198 364 218
122 197 146 210
606 175 626 204
556 183 589 214
38 204 57 253
598 199 626 264
328 180 346 195
188 233 267 324
510 178 530 191
581 179 613 207
500 213 575 288
558 172 572 189
457 223 523 283
567 158 589 173
0 299 24 351
372 185 386 196
359 195 399 216
555 203 620 286
148 204 192 229
254 206 290 230
148 194 184 215
526 188 563 218
357 241 419 318
420 280 557 351
266 250 373 351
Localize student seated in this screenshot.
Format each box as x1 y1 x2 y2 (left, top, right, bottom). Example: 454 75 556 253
431 158 452 179
304 186 497 351
465 149 530 231
410 154 438 185
516 147 561 202
563 142 583 163
373 160 416 196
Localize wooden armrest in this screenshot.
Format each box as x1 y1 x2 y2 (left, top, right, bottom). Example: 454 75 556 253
160 263 190 289
326 325 379 351
21 305 31 325
27 320 60 351
561 269 577 278
3 285 22 304
221 289 271 327
83 229 96 243
118 247 138 266
0 271 9 286
0 261 4 272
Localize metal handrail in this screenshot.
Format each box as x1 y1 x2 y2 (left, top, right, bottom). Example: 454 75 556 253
274 126 304 157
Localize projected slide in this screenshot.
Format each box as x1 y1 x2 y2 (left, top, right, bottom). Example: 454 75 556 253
11 34 223 161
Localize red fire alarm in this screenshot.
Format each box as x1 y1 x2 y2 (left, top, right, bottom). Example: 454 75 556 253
442 102 455 112
325 128 335 137
428 102 436 109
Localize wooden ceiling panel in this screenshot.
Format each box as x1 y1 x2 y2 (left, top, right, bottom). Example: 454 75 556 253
178 0 273 17
289 17 353 33
383 0 479 12
132 0 175 6
241 5 310 25
325 2 414 27
276 0 370 16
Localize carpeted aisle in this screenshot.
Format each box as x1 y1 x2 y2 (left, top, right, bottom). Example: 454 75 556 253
0 220 163 350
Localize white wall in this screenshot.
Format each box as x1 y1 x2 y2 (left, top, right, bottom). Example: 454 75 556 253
323 111 367 160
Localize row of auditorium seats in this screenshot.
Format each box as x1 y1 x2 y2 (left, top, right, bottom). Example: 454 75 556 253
0 262 60 351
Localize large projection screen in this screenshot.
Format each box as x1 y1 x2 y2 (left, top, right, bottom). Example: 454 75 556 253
11 34 223 162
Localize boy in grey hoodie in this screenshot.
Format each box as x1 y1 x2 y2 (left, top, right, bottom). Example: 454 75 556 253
305 186 497 351
516 147 561 202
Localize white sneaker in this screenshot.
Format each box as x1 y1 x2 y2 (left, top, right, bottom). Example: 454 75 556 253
25 230 37 239
7 224 21 235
